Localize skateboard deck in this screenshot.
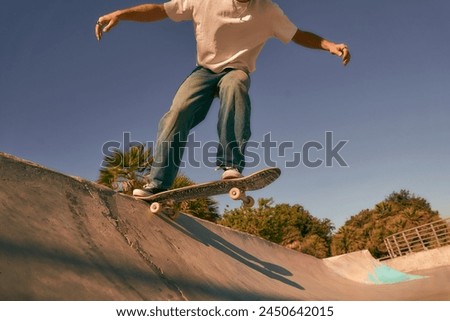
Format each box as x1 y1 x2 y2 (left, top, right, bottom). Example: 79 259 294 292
136 167 281 216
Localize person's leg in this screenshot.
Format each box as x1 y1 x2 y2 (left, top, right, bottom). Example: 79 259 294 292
216 69 252 175
145 67 220 190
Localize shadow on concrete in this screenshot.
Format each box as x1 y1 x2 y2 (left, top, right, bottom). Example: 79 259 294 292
0 237 297 300
164 214 305 291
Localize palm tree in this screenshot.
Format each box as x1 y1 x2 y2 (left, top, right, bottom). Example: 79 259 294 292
97 145 219 222
98 145 152 194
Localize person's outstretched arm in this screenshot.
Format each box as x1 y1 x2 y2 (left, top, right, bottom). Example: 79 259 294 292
95 4 168 41
291 29 351 66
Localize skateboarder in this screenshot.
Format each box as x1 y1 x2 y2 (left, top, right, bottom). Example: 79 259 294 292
95 1 351 197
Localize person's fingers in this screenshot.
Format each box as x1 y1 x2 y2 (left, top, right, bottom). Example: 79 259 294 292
95 16 116 41
102 20 116 33
95 21 103 41
337 45 350 66
341 46 351 65
343 51 351 65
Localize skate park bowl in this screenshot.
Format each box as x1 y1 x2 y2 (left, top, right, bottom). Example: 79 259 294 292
1 152 449 300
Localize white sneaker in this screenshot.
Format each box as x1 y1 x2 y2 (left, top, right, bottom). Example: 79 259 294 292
133 184 167 197
221 168 243 180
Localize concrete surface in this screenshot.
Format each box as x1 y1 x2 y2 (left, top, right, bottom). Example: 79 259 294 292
384 246 450 273
323 250 424 284
1 152 449 300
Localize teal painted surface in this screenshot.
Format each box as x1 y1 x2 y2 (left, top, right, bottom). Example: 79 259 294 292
368 265 424 284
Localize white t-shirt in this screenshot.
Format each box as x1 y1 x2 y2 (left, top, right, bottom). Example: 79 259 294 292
164 0 297 73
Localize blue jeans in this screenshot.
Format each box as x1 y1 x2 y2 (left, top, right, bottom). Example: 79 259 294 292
147 67 252 189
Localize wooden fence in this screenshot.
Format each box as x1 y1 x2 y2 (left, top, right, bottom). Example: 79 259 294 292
383 218 450 259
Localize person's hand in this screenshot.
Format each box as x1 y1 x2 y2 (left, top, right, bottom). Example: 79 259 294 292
95 13 120 41
329 43 351 66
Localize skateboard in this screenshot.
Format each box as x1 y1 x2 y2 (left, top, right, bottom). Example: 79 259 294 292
136 167 281 217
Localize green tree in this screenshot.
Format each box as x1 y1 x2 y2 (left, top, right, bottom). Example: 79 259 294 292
331 190 441 258
219 198 335 258
98 145 152 194
97 146 219 222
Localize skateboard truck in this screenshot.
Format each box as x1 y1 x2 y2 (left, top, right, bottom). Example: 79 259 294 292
228 187 255 207
149 187 255 216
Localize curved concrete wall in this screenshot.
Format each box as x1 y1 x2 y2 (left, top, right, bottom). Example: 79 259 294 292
1 153 449 300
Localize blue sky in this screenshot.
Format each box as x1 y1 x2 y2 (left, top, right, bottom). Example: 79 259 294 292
1 0 449 228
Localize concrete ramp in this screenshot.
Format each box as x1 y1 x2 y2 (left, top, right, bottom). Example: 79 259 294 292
385 246 450 273
1 152 449 300
324 250 423 284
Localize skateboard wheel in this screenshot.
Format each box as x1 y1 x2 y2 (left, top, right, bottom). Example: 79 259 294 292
229 187 242 200
243 196 255 208
150 202 162 214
